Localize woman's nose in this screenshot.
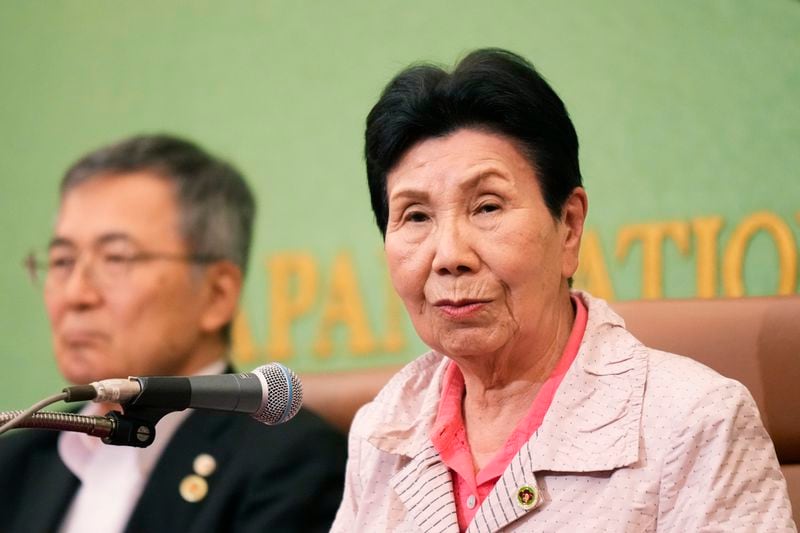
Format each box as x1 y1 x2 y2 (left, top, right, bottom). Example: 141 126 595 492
430 217 480 276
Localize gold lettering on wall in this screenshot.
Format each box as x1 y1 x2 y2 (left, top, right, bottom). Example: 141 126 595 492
313 251 377 357
575 230 615 300
722 211 798 296
691 216 725 298
266 253 318 359
616 221 690 299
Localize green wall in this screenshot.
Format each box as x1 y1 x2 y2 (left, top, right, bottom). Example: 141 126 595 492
1 1 798 409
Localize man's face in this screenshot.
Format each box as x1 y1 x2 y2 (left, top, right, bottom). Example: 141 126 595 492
45 172 215 384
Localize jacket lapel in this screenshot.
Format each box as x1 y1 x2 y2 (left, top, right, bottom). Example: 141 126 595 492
17 438 80 533
529 293 647 473
390 444 459 533
367 353 460 532
126 409 235 533
465 460 542 533
468 293 648 531
125 376 237 533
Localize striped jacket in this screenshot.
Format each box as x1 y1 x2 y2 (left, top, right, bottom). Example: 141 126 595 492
331 292 795 532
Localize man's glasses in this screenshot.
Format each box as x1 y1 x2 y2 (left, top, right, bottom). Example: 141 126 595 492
24 247 221 289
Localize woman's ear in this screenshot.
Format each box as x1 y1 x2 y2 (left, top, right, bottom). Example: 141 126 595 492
199 261 243 334
560 187 588 279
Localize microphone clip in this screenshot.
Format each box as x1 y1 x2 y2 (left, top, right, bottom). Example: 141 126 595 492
62 380 178 447
101 405 172 448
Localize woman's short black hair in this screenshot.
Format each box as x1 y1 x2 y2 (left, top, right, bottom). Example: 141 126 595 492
365 48 582 237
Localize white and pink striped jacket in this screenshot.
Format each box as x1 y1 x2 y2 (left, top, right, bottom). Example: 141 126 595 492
331 292 796 532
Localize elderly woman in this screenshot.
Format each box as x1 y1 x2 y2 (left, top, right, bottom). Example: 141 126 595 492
332 49 794 532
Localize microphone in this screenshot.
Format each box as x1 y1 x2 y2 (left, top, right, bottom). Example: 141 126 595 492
63 363 303 426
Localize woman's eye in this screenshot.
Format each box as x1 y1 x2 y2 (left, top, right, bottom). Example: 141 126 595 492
477 203 500 214
405 211 430 223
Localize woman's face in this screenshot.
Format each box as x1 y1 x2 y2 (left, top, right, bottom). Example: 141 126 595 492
384 128 585 359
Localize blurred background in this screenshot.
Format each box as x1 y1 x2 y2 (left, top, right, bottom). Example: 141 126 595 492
1 0 798 409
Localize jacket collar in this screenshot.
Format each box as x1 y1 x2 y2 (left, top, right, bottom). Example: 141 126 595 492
528 292 647 472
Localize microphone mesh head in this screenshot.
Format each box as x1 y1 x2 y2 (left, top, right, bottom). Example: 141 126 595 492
252 363 303 425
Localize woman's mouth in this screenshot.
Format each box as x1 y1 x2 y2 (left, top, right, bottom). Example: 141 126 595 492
433 299 490 319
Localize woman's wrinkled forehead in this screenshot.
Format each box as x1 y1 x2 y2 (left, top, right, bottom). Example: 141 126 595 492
385 129 543 205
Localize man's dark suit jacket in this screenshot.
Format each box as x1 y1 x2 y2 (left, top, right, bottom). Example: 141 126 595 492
0 405 347 533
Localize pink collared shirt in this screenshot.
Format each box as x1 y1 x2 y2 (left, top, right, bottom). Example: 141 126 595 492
431 296 588 531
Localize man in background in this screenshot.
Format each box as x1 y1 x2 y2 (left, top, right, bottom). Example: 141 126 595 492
0 134 346 532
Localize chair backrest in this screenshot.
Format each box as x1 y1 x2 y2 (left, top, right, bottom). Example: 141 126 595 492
302 295 800 523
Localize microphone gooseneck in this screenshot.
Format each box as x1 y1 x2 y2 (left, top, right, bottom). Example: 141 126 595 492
0 410 115 438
